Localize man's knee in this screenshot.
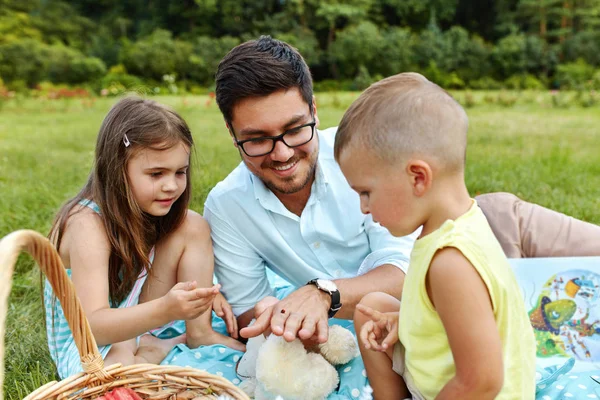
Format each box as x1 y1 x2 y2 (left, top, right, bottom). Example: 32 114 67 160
476 192 523 258
477 192 600 257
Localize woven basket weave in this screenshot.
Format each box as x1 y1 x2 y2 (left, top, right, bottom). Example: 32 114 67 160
0 229 249 400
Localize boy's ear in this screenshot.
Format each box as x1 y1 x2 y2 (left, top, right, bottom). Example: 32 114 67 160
406 160 432 197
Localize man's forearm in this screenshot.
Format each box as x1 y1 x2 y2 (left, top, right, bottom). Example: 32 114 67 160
235 264 405 333
334 263 405 319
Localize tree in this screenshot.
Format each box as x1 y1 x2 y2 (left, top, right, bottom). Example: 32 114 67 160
380 0 459 28
572 0 600 31
33 0 96 49
187 35 241 85
0 0 42 44
517 0 567 40
121 29 180 81
491 32 554 78
276 28 322 67
314 0 374 77
378 27 416 76
0 39 48 86
329 21 383 78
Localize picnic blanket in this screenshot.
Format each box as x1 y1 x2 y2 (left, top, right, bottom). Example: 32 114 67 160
47 256 600 398
162 258 600 399
161 271 370 399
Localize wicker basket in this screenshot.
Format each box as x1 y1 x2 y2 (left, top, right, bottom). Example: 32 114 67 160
0 229 250 400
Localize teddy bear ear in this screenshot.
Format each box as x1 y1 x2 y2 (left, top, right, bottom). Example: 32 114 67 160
318 325 359 365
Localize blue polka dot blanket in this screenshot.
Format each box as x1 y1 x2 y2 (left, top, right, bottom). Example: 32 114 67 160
48 259 600 399
161 272 371 399
164 259 600 399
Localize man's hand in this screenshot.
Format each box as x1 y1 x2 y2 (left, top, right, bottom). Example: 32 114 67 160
239 285 331 343
356 303 398 352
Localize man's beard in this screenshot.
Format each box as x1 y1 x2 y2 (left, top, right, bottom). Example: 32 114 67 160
263 155 317 195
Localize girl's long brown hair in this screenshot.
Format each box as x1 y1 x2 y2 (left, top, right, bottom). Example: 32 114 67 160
49 96 194 305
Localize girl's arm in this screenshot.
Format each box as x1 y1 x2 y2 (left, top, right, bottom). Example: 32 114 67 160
65 210 213 345
172 212 245 351
427 247 504 400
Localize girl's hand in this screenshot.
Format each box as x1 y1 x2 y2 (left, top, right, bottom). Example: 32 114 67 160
356 303 399 352
164 281 220 321
213 292 238 338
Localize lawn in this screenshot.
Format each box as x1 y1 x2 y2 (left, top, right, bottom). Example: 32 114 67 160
1 92 599 398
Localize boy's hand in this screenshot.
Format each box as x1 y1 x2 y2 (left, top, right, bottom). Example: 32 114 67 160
213 292 238 338
356 303 398 352
164 281 219 321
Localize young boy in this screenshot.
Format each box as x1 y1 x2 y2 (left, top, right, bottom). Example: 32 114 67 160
334 72 536 399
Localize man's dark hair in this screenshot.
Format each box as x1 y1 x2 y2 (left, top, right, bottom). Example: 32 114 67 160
215 35 313 123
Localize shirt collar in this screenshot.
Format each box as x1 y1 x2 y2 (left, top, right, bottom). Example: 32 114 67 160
250 171 293 218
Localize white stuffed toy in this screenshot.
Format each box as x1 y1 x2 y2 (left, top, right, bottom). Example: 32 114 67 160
238 324 359 400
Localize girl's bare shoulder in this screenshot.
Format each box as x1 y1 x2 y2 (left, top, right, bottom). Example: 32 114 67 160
65 204 105 232
182 209 210 237
60 205 111 263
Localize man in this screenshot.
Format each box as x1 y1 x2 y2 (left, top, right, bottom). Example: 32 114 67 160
205 36 600 344
204 36 416 345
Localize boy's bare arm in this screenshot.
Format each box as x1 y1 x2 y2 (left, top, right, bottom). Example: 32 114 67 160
335 264 404 318
427 248 504 400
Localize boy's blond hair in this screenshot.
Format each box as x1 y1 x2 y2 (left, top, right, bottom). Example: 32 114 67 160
334 72 469 172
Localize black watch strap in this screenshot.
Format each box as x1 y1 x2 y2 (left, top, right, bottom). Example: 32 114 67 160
328 289 342 318
307 279 342 318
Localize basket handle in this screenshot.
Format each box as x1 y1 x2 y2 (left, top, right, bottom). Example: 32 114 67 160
0 230 111 392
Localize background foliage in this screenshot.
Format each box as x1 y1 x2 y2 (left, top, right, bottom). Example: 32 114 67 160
3 0 600 92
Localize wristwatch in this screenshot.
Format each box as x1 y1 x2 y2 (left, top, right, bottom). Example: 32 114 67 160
307 278 342 318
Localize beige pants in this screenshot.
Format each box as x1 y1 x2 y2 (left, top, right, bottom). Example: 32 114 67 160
476 192 600 258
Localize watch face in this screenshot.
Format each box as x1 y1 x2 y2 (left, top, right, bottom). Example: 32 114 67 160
317 279 337 292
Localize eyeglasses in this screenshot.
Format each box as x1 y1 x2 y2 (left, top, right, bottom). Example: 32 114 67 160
231 120 316 157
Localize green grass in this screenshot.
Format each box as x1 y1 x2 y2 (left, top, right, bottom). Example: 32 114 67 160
1 92 600 398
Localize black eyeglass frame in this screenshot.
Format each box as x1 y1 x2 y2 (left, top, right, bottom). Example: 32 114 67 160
230 118 317 157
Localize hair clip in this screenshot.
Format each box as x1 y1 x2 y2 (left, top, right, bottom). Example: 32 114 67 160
123 134 131 147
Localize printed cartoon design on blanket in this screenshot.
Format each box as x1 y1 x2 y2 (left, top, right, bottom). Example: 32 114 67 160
529 269 600 361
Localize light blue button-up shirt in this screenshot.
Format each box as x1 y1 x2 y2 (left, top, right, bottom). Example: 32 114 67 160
204 127 417 316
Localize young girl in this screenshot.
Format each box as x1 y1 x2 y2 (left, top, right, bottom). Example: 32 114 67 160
45 96 245 379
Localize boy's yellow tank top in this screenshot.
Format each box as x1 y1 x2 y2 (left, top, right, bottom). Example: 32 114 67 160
398 200 536 399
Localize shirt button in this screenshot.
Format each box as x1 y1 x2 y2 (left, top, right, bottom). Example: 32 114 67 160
335 269 344 278
313 242 321 249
